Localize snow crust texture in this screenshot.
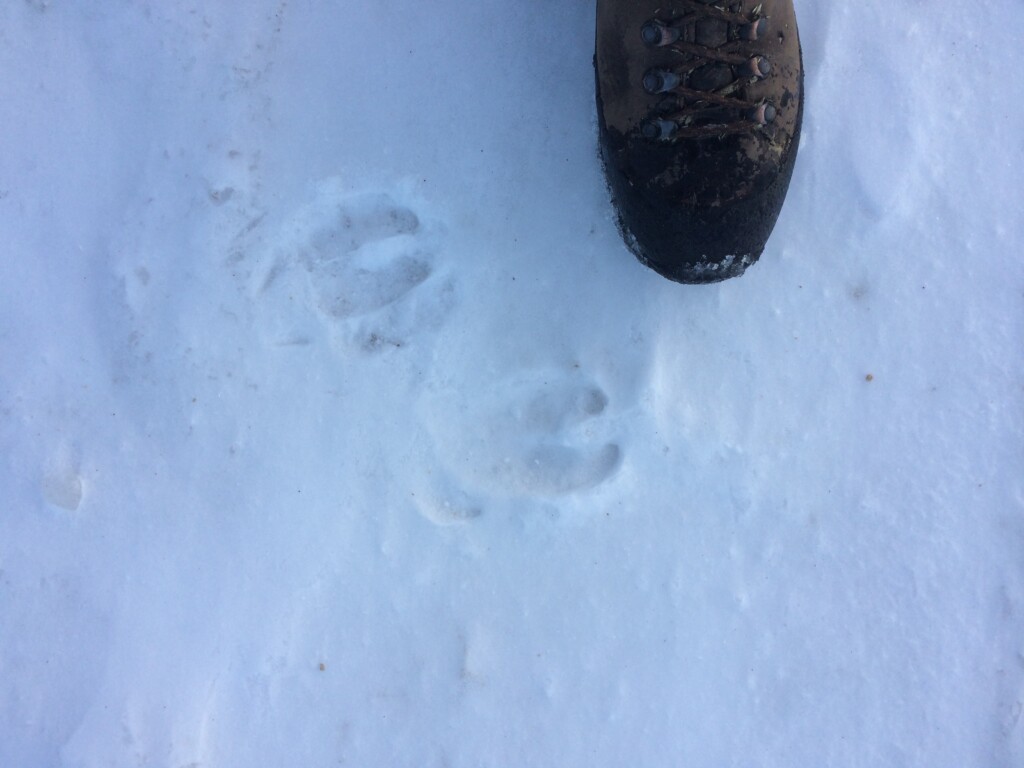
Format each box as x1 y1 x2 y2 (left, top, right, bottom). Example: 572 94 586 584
1 1 1023 767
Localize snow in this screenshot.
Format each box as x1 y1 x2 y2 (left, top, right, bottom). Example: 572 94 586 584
1 0 1022 766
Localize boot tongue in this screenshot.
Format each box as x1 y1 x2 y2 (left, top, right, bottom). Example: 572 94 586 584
688 63 734 91
694 18 729 47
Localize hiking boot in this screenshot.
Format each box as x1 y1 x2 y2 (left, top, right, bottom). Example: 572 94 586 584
595 0 804 283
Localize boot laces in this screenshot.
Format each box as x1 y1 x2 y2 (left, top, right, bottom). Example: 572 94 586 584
639 1 775 141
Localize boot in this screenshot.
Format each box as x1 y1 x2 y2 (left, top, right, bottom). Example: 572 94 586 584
595 0 804 283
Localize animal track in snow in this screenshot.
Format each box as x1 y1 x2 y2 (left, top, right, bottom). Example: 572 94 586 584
246 182 454 351
298 193 431 320
417 370 621 516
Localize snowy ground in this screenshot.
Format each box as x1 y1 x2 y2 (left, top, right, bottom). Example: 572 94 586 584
1 1 1022 766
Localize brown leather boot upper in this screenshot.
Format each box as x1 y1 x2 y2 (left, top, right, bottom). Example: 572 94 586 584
596 0 803 283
